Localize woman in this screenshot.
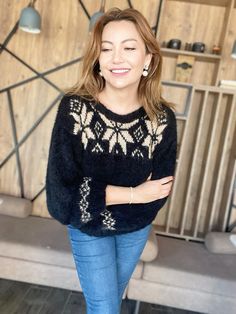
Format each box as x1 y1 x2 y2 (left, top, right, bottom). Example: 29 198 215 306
46 7 177 314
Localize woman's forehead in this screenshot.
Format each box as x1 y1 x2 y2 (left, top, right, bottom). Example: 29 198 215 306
101 20 142 42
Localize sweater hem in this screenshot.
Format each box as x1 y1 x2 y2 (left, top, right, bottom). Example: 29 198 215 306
67 219 155 237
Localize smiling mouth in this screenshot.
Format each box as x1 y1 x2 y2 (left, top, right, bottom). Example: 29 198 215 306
110 69 130 74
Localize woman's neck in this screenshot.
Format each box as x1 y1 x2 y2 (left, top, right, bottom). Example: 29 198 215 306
98 86 141 114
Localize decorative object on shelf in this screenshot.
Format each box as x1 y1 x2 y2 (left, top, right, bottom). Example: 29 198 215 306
192 42 205 53
212 44 221 55
19 0 41 34
184 42 192 51
231 40 236 59
167 39 181 50
177 62 192 70
89 0 106 32
175 55 195 83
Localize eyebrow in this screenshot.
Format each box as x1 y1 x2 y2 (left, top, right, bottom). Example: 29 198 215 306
101 39 138 44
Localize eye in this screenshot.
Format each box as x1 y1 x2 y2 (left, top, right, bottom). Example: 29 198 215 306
124 47 136 51
101 48 112 52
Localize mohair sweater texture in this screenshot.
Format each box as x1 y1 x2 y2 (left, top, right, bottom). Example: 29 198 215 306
45 94 177 237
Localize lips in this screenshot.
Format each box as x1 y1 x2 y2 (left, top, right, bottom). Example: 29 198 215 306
110 68 130 74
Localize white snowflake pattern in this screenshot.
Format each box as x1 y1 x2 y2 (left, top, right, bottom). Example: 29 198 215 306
99 114 137 155
100 209 116 230
143 116 168 158
69 100 95 149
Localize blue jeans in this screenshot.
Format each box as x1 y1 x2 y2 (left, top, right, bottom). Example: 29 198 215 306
67 224 152 314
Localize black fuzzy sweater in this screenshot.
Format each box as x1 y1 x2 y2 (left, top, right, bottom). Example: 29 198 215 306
45 94 177 236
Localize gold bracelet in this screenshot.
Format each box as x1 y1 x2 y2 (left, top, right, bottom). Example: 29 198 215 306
129 186 133 204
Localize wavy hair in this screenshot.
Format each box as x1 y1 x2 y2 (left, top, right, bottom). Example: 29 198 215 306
66 7 174 120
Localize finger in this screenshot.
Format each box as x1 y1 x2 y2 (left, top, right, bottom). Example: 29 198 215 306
160 176 174 185
160 186 173 196
162 180 173 187
160 190 171 198
161 188 171 195
159 194 168 199
159 191 171 199
161 182 173 191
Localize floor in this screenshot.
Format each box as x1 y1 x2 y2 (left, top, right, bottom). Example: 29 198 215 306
0 278 203 314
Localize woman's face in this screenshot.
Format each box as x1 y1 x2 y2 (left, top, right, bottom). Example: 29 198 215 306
98 20 152 92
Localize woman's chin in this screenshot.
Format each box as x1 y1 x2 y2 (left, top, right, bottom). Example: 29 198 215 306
105 79 140 91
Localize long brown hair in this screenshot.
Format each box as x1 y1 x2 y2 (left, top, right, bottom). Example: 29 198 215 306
66 7 174 120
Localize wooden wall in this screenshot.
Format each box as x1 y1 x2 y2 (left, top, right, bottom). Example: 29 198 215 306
0 0 236 240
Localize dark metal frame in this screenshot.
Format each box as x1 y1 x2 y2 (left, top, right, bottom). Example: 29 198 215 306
0 0 164 202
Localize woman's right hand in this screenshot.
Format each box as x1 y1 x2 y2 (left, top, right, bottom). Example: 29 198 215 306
133 174 174 203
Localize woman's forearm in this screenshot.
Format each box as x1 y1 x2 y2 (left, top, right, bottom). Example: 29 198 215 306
105 176 174 206
106 185 131 206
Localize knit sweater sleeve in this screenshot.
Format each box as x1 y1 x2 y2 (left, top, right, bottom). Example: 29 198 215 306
150 105 177 208
45 95 107 225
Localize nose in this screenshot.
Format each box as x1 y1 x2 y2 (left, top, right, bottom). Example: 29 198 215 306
112 48 123 63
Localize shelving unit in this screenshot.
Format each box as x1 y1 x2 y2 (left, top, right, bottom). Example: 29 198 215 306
157 0 235 86
155 0 236 238
154 85 236 239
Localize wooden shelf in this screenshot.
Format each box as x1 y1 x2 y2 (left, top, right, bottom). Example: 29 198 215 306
161 79 193 88
162 79 236 94
160 48 221 62
176 116 188 121
167 0 231 7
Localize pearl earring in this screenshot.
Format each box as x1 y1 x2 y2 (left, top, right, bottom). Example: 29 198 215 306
99 70 103 77
142 65 149 77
